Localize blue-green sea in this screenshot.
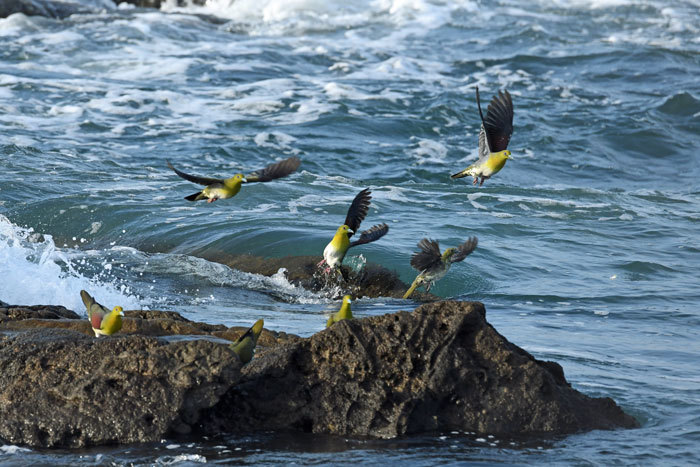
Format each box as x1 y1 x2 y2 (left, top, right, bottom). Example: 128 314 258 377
1 0 699 464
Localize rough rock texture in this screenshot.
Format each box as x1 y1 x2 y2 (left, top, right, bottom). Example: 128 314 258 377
0 0 97 18
202 253 437 301
0 329 241 448
0 304 80 322
0 300 637 448
202 301 638 437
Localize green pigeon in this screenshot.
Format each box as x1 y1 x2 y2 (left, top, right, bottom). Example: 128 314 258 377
230 319 264 364
80 290 124 337
451 87 513 186
318 188 389 273
326 295 353 328
403 237 478 299
168 156 300 202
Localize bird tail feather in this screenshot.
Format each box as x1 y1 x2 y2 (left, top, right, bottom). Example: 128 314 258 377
403 277 421 299
184 192 203 201
450 166 472 179
80 290 94 310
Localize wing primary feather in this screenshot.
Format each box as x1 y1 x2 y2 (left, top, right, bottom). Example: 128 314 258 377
409 238 442 272
344 188 372 235
450 236 478 263
349 223 389 247
167 160 223 186
245 156 301 183
483 90 514 152
475 86 494 153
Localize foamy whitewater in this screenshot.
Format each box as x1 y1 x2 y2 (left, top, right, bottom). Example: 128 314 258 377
1 0 699 463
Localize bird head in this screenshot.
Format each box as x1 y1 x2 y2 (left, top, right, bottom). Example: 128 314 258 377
337 224 353 236
112 306 124 316
226 173 246 186
493 149 512 160
251 319 264 343
342 295 352 309
442 247 457 261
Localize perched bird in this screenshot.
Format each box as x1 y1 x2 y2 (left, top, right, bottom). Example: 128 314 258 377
80 290 124 337
318 188 389 273
451 87 514 186
167 156 301 203
326 295 353 328
230 319 264 364
403 237 478 299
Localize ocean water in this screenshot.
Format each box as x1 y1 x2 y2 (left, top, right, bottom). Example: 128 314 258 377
1 0 699 463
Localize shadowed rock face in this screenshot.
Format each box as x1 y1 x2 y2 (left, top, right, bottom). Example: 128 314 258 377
201 301 638 437
0 329 241 448
0 300 637 448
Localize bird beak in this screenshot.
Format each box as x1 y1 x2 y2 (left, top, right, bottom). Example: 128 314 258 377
241 177 247 182
348 229 355 235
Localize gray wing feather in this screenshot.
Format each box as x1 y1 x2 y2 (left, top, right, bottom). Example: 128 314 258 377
167 161 223 186
450 237 478 263
244 156 301 183
410 238 442 272
349 223 389 247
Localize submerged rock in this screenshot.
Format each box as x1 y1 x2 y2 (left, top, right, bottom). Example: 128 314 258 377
0 301 637 448
202 253 437 301
0 0 103 19
202 301 638 437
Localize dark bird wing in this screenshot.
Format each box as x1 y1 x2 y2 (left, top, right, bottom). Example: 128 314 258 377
476 87 513 152
410 238 443 272
344 188 372 236
167 160 223 186
450 236 478 263
244 156 301 183
350 223 389 247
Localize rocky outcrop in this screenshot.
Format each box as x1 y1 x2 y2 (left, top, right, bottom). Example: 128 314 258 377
0 300 637 449
202 301 638 437
0 329 240 448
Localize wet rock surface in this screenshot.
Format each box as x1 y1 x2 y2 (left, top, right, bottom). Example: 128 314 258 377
203 253 437 301
0 300 637 448
202 301 638 437
0 329 241 448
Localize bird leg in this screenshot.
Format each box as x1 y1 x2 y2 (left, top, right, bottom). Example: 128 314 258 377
426 281 432 293
317 258 327 268
472 177 478 186
207 198 216 203
479 176 487 187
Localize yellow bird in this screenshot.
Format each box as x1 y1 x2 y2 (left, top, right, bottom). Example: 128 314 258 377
403 237 478 299
319 188 389 273
80 290 124 337
230 319 264 364
451 87 514 186
326 295 353 327
167 156 300 203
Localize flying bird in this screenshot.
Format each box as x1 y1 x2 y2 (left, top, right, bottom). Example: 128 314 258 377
230 319 264 364
167 156 301 203
80 290 124 337
403 237 478 299
326 295 353 328
451 87 513 186
319 188 389 274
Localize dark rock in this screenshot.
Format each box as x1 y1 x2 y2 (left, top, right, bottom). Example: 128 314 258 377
201 253 437 301
0 300 637 448
0 0 98 19
201 300 638 438
0 328 240 448
0 304 81 322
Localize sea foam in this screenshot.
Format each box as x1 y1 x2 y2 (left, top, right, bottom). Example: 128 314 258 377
0 216 142 312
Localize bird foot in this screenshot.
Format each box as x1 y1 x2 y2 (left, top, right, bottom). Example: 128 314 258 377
479 177 486 187
472 177 478 186
207 198 215 203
